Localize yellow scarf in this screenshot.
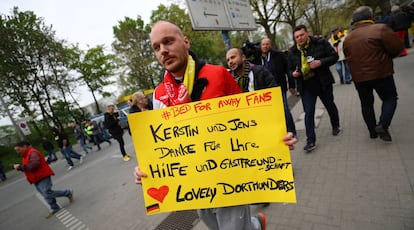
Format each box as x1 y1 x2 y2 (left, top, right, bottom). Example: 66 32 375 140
297 38 315 80
352 19 375 26
183 55 195 95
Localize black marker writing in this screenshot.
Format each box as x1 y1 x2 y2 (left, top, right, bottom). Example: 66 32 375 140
176 185 217 203
150 124 199 143
149 162 188 178
217 178 294 194
155 144 196 159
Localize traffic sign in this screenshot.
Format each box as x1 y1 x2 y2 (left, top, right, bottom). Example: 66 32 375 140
186 0 256 31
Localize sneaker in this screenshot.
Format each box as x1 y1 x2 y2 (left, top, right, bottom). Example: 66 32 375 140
123 155 131 161
254 212 267 230
68 190 74 203
304 143 316 153
375 125 392 142
369 131 378 139
79 156 84 164
45 209 60 219
67 166 73 171
332 127 341 136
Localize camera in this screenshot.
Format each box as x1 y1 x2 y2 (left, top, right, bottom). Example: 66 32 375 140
241 40 261 63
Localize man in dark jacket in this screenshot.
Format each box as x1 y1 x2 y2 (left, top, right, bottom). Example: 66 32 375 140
226 48 296 136
288 24 341 153
52 127 83 171
344 6 404 142
104 104 131 161
256 39 297 135
13 141 74 218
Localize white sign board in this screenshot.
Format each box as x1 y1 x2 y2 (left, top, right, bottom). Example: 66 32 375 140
186 0 256 31
225 0 256 30
17 120 31 136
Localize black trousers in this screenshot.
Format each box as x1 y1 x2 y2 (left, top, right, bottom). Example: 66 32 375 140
354 75 398 134
112 134 126 156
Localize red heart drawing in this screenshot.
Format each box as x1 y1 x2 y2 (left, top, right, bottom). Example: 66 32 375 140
147 186 169 203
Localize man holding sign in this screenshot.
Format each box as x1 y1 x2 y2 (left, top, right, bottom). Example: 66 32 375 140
134 21 297 230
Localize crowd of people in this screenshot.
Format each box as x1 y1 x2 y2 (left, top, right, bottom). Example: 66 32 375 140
8 4 409 229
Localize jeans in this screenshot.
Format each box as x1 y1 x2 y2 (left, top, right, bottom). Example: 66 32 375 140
282 91 296 135
336 60 351 83
46 149 58 161
77 138 90 154
198 205 261 230
60 145 82 167
35 176 71 212
354 76 398 134
301 84 340 144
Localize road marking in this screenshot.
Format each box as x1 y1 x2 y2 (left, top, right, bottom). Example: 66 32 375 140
69 221 83 230
34 194 89 230
55 208 89 230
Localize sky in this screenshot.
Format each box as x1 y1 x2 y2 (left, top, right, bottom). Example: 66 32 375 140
0 0 168 125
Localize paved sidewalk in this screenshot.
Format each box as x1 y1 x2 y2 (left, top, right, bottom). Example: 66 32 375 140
193 54 414 230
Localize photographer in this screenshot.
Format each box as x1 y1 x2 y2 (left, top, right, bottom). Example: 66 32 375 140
104 104 131 161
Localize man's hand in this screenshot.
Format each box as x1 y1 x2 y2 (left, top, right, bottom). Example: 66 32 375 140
289 88 296 96
13 164 20 170
134 166 147 184
309 60 322 69
283 132 297 150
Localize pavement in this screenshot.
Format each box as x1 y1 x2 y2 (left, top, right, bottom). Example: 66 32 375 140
193 49 414 230
1 50 413 230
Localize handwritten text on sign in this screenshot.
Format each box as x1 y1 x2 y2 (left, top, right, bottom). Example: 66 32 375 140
128 88 296 215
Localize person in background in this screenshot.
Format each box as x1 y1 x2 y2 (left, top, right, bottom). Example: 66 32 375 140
84 119 111 151
52 127 83 171
70 121 92 155
344 6 404 142
287 24 341 153
134 20 298 230
104 104 131 161
387 5 411 56
41 137 58 163
13 141 74 218
0 160 6 182
329 26 351 84
258 38 297 136
129 91 151 114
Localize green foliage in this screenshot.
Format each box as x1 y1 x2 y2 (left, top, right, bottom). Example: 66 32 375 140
112 16 160 95
72 45 116 113
0 7 95 133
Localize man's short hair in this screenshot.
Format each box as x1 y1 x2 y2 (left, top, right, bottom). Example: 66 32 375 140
352 6 373 25
15 141 31 147
293 25 308 34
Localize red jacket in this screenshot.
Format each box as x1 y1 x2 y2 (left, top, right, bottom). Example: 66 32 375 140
153 53 242 109
21 147 54 184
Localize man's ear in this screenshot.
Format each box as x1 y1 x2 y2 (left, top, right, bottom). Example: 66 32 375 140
184 36 190 49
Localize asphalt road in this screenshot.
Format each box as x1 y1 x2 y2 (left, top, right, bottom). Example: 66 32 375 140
0 136 168 230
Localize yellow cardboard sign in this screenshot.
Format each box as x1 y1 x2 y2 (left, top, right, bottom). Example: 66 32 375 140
128 87 296 215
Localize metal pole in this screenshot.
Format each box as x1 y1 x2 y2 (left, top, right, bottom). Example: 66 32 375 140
0 95 25 140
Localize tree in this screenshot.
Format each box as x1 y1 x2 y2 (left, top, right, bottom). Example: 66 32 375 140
249 0 284 47
0 7 76 132
73 46 116 114
112 16 160 95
